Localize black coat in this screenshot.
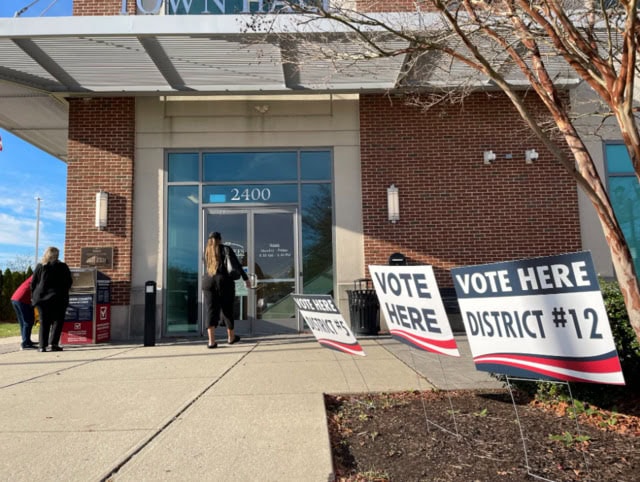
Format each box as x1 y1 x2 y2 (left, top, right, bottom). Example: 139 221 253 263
202 244 247 289
31 260 73 309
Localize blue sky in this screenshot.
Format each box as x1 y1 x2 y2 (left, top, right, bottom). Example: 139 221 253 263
0 0 73 271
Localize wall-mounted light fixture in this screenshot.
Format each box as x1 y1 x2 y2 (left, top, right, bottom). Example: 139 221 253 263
483 150 496 164
387 184 400 223
95 191 109 230
525 149 539 164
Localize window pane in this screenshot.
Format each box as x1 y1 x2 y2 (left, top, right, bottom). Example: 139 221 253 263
203 152 297 182
301 151 332 180
606 144 634 173
301 184 333 295
203 184 298 204
610 177 640 276
168 153 199 182
166 186 199 333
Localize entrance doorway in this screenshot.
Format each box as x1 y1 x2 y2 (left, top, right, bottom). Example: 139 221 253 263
165 148 333 337
204 207 300 334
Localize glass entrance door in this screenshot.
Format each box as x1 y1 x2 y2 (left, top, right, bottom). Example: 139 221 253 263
204 207 300 334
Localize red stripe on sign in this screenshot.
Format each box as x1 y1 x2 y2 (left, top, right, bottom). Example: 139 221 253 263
475 353 621 373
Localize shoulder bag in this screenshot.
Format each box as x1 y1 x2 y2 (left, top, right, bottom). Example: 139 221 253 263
224 246 242 281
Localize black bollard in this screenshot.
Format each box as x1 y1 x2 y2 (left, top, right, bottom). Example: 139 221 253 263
144 281 156 346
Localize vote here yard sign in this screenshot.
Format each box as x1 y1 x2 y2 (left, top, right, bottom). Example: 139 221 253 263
370 265 460 357
292 294 365 356
451 252 624 385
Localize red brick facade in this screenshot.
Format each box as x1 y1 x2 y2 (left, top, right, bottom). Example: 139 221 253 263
66 98 135 305
356 0 427 11
74 0 135 15
359 93 582 286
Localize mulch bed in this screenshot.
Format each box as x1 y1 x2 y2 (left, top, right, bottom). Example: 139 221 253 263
325 389 640 481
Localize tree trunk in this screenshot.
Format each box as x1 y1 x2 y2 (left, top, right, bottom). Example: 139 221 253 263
568 137 640 342
605 232 640 341
553 116 640 342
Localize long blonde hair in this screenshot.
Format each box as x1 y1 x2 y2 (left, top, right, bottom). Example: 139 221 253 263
41 246 60 264
205 236 223 276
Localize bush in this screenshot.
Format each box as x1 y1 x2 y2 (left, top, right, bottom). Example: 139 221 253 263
0 268 32 322
600 278 640 390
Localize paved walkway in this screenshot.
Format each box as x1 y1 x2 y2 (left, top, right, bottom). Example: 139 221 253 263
0 334 500 481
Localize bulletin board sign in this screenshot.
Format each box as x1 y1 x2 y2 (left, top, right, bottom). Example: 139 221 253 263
369 265 460 357
451 251 624 385
292 294 365 356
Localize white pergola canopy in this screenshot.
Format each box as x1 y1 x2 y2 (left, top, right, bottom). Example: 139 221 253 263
0 13 580 160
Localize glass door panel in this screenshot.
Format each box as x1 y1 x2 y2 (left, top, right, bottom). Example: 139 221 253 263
254 212 296 327
204 211 249 328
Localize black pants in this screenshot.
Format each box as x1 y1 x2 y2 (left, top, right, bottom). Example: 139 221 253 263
36 303 67 348
203 275 236 329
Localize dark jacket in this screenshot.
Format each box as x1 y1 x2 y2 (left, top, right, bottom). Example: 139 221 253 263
202 244 248 289
31 261 73 308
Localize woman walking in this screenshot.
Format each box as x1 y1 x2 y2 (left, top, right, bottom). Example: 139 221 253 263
31 247 73 352
202 231 250 348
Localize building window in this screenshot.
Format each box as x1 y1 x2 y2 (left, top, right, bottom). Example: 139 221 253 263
606 143 640 276
166 185 200 333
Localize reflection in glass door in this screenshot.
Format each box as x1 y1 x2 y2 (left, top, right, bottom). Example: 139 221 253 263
204 208 299 334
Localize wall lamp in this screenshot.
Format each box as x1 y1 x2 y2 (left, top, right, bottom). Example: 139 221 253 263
95 191 109 230
387 184 400 223
525 149 539 164
483 150 496 164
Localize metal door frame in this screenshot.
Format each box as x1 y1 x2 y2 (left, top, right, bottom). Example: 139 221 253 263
201 205 301 335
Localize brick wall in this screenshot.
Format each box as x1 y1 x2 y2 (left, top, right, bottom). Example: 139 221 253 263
66 98 135 305
359 93 582 287
356 0 426 11
73 0 135 15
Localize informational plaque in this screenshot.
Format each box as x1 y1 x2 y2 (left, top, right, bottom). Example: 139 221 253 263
80 247 113 269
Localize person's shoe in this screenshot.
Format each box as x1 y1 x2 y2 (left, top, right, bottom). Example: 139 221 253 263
207 342 218 349
38 347 47 352
21 345 37 350
51 346 63 352
228 335 240 345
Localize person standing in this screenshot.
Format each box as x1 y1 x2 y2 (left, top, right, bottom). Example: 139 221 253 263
11 275 36 350
202 231 250 349
30 247 73 352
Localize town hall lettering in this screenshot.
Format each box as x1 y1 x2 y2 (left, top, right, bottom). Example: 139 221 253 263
125 0 329 15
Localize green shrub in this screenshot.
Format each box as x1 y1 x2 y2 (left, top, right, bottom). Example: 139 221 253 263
600 278 640 390
0 269 32 322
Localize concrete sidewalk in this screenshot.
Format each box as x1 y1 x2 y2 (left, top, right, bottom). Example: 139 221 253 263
0 334 500 481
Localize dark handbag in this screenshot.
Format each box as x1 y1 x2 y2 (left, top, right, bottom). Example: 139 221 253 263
224 247 242 281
